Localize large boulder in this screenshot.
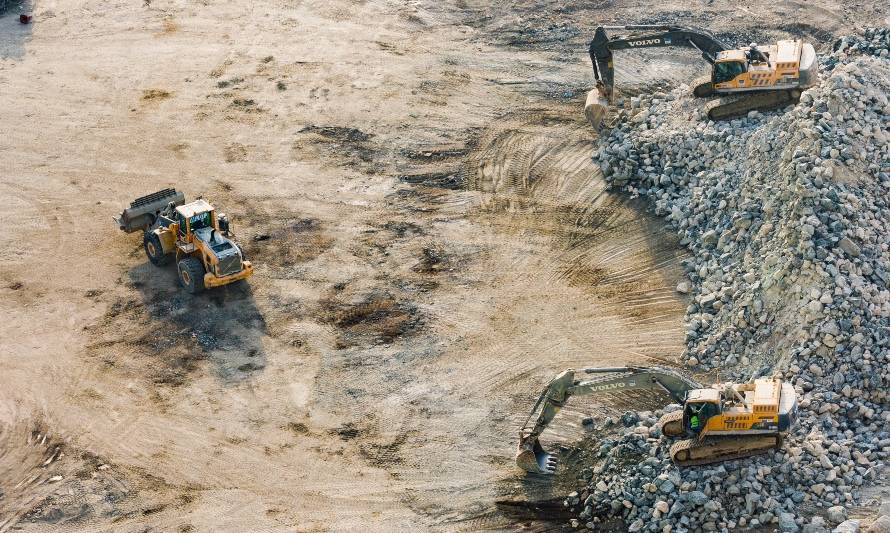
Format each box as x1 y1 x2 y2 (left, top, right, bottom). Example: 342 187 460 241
869 516 890 533
834 520 861 533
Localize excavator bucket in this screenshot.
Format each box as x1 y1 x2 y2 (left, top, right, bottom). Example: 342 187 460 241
584 88 610 131
516 435 557 474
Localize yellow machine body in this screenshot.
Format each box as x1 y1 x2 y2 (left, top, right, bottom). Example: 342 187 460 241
685 379 791 438
712 40 811 92
147 199 253 290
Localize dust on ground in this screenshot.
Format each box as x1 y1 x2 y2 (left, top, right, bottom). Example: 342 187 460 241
0 0 881 530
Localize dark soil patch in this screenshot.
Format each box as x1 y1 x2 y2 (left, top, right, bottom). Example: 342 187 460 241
230 98 262 112
286 422 309 435
141 89 172 101
332 423 361 441
398 170 464 190
243 217 333 278
359 432 410 467
412 246 456 274
215 77 244 88
293 125 379 173
298 125 371 143
317 292 421 348
778 22 835 43
381 220 425 238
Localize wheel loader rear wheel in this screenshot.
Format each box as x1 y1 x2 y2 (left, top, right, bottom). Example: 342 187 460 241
144 233 171 266
178 257 205 294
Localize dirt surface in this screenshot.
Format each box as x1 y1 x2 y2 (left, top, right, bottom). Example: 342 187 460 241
1 0 884 531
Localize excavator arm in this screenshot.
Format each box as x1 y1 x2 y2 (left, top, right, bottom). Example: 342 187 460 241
585 25 730 129
516 366 701 474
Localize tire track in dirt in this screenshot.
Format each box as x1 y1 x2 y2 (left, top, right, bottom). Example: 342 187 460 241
302 103 688 530
463 107 686 365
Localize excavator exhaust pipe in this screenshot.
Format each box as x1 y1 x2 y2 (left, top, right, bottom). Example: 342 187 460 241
516 436 557 475
584 88 610 131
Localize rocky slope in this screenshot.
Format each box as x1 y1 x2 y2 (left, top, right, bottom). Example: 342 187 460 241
566 28 890 533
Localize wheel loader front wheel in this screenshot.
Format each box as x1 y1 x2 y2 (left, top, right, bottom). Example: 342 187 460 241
178 257 206 294
144 233 171 266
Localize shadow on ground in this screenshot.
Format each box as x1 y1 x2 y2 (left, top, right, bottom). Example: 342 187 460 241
86 260 266 387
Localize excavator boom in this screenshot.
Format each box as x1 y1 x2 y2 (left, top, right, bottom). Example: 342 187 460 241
516 366 700 474
589 25 730 102
585 25 729 129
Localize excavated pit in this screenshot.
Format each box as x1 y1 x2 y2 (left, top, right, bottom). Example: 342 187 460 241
4 0 879 530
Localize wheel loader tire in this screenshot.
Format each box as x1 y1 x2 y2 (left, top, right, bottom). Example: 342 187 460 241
178 257 205 294
144 232 171 266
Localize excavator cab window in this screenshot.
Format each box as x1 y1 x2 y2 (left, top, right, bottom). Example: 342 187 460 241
713 60 746 83
686 401 720 433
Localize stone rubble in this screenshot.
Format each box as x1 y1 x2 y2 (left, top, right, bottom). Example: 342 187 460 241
565 29 889 532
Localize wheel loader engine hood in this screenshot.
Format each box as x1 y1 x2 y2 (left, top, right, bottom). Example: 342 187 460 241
798 43 819 89
195 227 243 276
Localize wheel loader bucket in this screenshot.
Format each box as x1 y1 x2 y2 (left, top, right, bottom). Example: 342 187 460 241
115 188 185 233
516 435 557 475
584 88 610 131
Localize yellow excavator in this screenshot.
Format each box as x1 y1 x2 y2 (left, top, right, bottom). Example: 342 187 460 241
516 366 798 473
584 25 819 129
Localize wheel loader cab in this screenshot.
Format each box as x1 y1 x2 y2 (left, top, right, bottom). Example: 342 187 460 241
174 200 217 242
189 211 212 232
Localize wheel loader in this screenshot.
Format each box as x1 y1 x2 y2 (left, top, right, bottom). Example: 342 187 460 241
584 25 819 129
114 188 253 293
516 366 798 473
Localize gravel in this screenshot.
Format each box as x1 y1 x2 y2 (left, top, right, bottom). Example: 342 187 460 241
564 28 889 532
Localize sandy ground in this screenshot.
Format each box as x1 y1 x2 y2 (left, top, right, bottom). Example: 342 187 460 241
1 0 885 531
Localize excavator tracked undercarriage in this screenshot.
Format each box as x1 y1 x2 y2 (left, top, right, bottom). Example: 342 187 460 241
516 366 798 473
584 25 818 129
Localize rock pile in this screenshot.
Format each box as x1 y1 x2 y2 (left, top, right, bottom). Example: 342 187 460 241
566 29 889 532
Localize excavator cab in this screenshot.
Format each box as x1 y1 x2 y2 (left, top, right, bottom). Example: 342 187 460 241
682 389 721 434
712 59 747 84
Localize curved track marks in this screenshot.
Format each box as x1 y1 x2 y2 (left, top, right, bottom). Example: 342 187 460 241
309 106 688 529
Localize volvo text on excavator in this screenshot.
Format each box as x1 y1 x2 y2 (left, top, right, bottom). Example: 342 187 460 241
584 25 819 129
516 366 798 474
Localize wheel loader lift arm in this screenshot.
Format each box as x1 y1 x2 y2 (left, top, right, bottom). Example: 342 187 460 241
589 25 731 103
516 366 701 474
